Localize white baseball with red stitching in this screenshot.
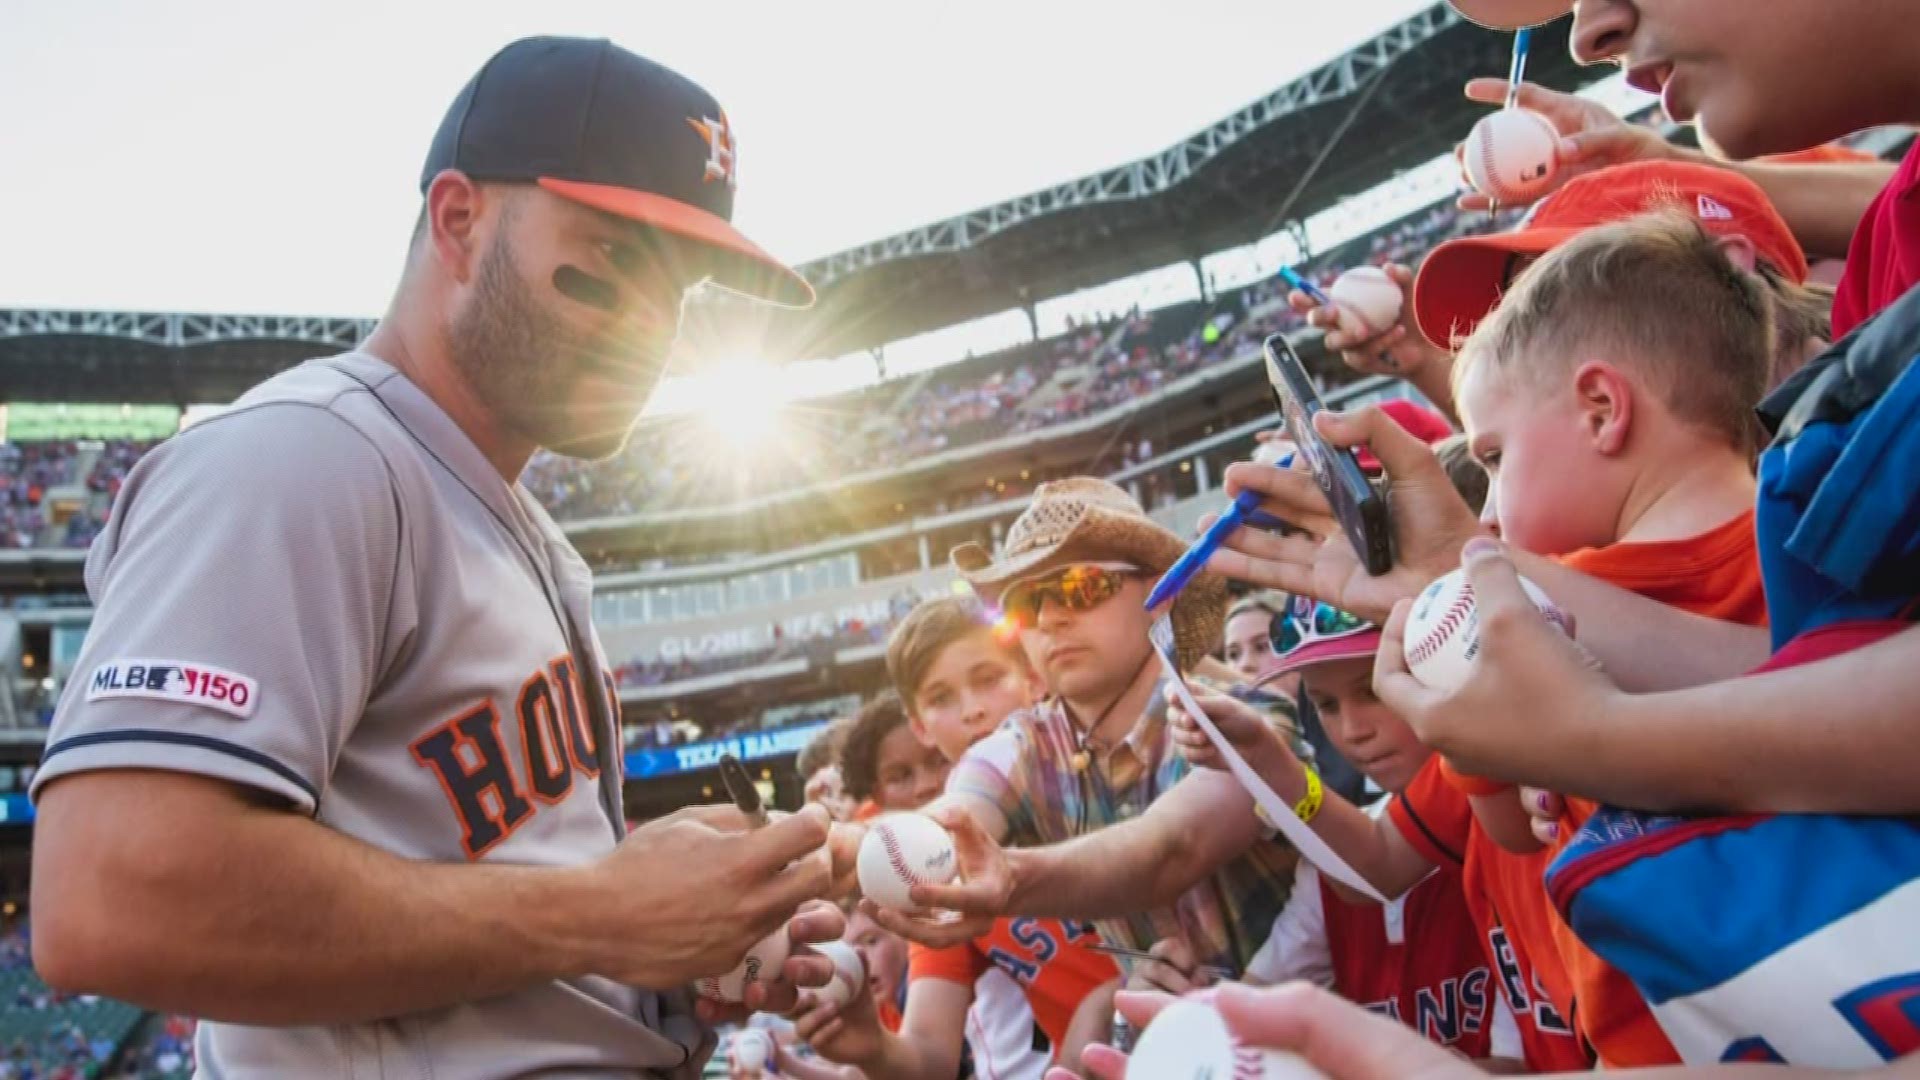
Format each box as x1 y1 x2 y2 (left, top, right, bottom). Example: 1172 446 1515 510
1126 999 1327 1079
1403 567 1570 692
811 939 866 1007
1462 108 1561 205
695 925 792 1004
1328 266 1405 338
857 813 957 912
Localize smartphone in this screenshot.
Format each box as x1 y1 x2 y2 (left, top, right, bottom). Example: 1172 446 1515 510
1262 334 1394 575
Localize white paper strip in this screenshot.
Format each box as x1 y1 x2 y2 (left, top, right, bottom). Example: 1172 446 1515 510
1150 616 1386 901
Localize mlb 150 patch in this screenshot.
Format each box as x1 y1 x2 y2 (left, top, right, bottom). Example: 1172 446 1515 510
87 659 259 719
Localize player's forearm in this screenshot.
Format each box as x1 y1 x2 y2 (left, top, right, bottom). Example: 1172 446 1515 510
1561 625 1920 815
1709 154 1895 260
1512 551 1770 692
33 780 605 1024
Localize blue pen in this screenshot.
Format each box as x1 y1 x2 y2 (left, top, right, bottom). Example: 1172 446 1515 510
1276 265 1331 307
1145 488 1265 610
1506 27 1533 110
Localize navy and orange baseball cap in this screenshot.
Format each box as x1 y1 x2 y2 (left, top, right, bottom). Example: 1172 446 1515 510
1447 0 1570 29
1412 159 1809 349
422 36 814 308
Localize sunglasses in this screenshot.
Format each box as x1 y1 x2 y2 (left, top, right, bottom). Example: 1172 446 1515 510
1000 564 1137 630
1268 598 1372 656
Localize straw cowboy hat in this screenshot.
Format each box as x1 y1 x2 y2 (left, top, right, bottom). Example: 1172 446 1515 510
951 477 1228 671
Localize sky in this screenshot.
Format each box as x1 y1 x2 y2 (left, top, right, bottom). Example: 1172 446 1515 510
1 0 1442 320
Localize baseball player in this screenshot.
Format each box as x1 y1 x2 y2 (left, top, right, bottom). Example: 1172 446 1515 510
28 37 842 1079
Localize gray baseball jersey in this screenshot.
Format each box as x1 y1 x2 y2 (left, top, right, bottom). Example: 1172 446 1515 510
32 353 708 1079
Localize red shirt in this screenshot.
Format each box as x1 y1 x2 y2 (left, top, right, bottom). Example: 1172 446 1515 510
1390 760 1592 1073
1323 865 1502 1058
908 918 1117 1056
1540 512 1769 1068
1832 140 1920 338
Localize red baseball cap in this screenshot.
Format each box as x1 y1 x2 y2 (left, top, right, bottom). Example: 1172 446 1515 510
1760 143 1881 166
1356 399 1455 472
1412 159 1809 349
1447 0 1570 29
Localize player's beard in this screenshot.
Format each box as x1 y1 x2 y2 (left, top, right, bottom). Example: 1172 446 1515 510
448 228 670 463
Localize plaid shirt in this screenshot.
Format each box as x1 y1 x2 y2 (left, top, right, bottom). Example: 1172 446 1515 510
947 688 1296 976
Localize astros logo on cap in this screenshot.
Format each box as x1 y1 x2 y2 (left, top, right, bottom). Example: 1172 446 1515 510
687 112 737 186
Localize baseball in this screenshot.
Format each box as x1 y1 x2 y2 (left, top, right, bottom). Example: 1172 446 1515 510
857 813 958 912
1402 567 1571 692
1127 999 1327 1080
1327 266 1404 338
811 939 866 1007
731 1028 772 1071
1462 108 1560 204
696 926 792 1004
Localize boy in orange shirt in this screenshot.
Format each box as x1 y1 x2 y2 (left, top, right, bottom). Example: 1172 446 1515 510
795 599 1120 1079
1448 208 1776 1067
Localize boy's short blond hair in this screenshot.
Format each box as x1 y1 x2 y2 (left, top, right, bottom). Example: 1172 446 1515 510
1455 210 1774 453
885 596 1026 711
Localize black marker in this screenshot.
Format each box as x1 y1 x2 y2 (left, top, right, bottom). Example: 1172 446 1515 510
718 753 768 828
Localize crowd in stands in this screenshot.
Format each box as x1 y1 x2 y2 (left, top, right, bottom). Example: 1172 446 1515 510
0 440 158 550
0 442 76 550
0 922 169 1079
614 588 924 694
0 192 1505 545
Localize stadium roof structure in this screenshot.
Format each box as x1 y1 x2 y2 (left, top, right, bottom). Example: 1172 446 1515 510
0 3 1594 403
763 2 1591 357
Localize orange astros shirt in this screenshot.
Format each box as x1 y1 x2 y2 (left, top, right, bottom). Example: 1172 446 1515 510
1389 759 1592 1073
1547 509 1768 1068
908 917 1117 1058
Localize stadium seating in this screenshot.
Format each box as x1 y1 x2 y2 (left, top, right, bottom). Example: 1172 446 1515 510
0 189 1507 545
0 924 155 1079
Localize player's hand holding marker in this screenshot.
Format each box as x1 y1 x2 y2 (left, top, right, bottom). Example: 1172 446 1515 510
588 800 842 1019
1204 404 1482 624
1375 538 1617 788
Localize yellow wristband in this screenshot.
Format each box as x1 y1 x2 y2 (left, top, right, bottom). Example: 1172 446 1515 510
1293 765 1324 825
